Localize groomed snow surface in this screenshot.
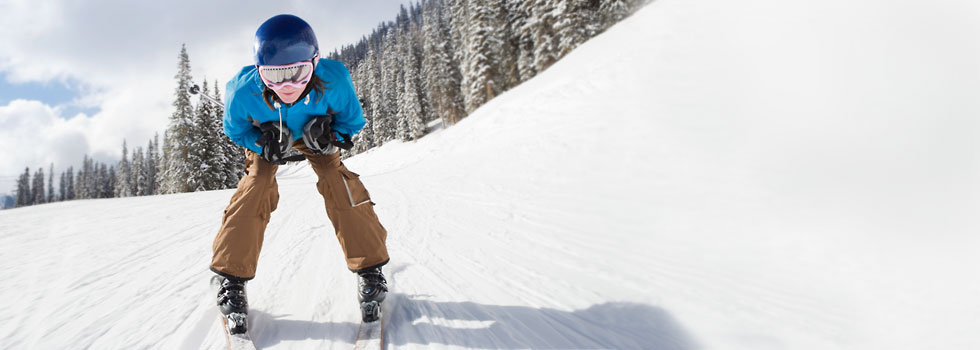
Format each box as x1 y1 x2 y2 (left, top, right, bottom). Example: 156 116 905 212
2 0 979 349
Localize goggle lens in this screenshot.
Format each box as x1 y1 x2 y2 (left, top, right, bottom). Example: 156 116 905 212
261 64 311 84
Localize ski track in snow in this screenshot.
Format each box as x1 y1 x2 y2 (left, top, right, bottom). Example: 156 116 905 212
3 0 980 349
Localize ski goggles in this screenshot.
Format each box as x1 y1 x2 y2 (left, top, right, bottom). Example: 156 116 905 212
258 60 314 90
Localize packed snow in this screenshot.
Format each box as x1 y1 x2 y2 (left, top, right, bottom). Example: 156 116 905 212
2 0 978 349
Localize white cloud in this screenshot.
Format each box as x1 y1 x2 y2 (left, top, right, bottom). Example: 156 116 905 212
0 100 89 176
0 0 412 193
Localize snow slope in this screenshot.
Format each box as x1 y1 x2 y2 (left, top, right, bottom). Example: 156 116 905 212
2 0 979 349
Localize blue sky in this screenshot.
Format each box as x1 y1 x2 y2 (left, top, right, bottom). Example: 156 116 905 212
0 74 99 118
0 0 414 194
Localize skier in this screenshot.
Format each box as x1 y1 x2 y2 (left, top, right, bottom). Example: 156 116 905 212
209 14 389 336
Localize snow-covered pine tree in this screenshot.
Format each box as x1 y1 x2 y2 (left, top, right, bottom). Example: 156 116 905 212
94 163 109 198
374 29 400 146
599 0 631 29
531 0 559 72
32 168 45 205
495 1 520 91
87 160 96 199
161 44 196 194
58 172 66 201
554 0 591 58
423 0 465 127
132 147 145 196
143 137 155 195
445 0 469 109
394 33 411 141
365 46 384 147
106 165 116 198
158 132 169 193
65 166 75 201
212 81 242 190
407 5 433 124
504 0 535 83
116 140 132 197
446 0 468 84
47 164 55 203
88 162 103 198
187 80 216 191
96 163 109 198
151 133 163 194
401 43 426 141
350 57 376 155
75 157 88 200
16 167 30 207
74 167 83 200
461 0 507 113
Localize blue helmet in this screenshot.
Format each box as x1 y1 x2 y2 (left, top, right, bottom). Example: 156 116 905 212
253 14 319 66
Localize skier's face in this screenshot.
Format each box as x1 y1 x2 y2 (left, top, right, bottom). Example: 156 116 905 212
259 57 317 104
273 83 305 104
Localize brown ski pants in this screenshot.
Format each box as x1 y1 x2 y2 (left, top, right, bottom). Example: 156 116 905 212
210 140 389 280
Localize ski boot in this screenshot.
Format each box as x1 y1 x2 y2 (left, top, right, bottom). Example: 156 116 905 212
212 275 249 335
357 267 387 322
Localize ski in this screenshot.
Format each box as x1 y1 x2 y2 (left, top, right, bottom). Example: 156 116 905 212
218 313 257 350
353 303 384 350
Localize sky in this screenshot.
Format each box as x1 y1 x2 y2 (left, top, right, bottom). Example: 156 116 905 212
0 0 413 194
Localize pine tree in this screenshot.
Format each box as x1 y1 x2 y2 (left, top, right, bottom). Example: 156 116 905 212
446 0 470 107
32 167 45 205
158 132 169 193
504 0 535 83
16 167 30 207
531 0 560 72
97 163 110 198
554 0 590 58
75 167 84 200
152 133 163 194
65 166 75 201
106 166 116 198
211 82 242 190
86 156 98 199
461 0 507 113
47 164 55 203
58 172 66 201
394 33 411 141
116 140 132 197
401 42 426 141
351 56 376 155
132 147 145 196
599 0 631 29
446 0 468 83
188 79 217 191
423 0 465 127
373 29 400 146
366 46 385 148
145 136 158 195
161 44 196 194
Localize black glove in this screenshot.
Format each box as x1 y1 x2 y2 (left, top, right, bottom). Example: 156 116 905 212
255 122 291 164
330 131 354 150
302 115 334 154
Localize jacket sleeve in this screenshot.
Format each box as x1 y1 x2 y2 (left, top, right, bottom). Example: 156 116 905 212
328 63 366 137
223 82 264 154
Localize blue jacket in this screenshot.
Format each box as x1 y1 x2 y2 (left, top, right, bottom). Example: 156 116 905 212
223 58 365 153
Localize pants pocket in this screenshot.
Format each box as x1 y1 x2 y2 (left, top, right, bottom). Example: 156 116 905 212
339 167 372 208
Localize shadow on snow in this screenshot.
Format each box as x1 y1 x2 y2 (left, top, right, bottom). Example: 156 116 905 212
251 294 698 349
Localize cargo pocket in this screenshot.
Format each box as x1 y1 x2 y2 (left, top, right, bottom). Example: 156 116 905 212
339 167 372 208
